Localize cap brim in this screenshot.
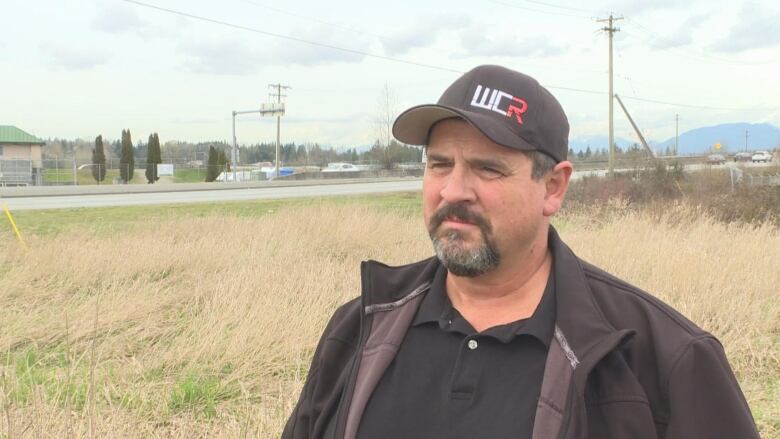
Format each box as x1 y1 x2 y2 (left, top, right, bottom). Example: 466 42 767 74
392 104 537 154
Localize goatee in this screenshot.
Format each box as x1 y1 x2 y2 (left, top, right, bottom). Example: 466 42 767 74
428 203 500 277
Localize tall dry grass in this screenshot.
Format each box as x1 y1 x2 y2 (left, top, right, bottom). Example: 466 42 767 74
0 201 778 438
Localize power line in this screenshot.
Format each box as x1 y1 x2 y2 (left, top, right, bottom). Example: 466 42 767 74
520 0 598 14
544 85 604 95
623 17 780 66
120 0 462 74
238 0 386 39
121 0 780 113
618 95 777 112
544 85 779 111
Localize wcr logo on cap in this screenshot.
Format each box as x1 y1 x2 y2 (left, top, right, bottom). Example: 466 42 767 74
470 84 528 125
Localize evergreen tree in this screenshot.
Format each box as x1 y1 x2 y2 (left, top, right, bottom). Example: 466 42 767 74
91 135 107 184
119 129 135 183
145 133 162 183
206 145 218 182
217 149 231 173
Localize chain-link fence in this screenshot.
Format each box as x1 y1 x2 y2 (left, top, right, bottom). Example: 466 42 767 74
29 159 426 186
0 159 36 186
36 159 236 185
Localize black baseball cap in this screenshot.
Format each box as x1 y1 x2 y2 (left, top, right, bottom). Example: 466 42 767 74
393 65 569 162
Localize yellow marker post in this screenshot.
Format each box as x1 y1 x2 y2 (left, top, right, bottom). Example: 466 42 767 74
3 203 28 250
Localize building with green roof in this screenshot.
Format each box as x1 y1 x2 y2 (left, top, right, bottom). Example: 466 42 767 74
0 125 45 186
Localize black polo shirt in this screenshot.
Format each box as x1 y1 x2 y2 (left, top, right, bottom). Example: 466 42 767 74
357 264 556 439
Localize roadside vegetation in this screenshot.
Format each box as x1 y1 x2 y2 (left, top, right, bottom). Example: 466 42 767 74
566 162 780 224
0 189 777 437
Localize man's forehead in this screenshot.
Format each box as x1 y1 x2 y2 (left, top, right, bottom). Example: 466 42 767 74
427 120 528 162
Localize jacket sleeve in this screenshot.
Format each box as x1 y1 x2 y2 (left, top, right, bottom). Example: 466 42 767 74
281 333 325 439
282 300 360 439
664 336 760 439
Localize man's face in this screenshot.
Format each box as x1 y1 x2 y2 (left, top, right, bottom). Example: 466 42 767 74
423 119 550 277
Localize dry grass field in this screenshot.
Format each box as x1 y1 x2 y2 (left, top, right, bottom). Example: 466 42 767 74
0 195 778 438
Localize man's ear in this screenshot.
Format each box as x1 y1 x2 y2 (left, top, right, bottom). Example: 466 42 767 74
543 161 573 217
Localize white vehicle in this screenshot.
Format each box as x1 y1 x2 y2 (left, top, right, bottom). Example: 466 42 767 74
751 151 773 163
322 162 360 172
706 154 726 165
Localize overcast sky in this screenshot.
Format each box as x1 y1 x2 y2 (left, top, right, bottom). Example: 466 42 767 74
3 0 779 148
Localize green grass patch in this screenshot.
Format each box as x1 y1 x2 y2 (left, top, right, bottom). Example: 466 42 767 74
2 192 422 239
3 344 89 410
173 168 207 183
168 372 239 418
43 168 148 185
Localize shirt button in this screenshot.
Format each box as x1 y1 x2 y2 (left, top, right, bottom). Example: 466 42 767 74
467 339 479 350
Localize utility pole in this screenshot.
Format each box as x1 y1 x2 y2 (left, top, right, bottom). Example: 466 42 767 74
614 94 656 159
269 83 291 178
232 101 286 182
744 129 749 152
675 114 679 156
232 111 237 182
597 13 623 176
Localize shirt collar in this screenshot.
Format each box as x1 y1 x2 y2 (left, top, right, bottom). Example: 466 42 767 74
412 259 557 348
412 264 449 326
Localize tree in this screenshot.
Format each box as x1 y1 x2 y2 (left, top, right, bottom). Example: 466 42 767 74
372 83 399 169
119 129 135 183
217 148 231 173
205 146 230 182
145 133 162 184
206 145 219 182
91 135 107 184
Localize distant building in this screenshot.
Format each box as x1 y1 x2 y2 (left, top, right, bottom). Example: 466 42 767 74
0 125 45 186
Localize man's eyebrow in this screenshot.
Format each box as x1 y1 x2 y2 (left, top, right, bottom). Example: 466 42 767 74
426 153 452 162
468 157 511 172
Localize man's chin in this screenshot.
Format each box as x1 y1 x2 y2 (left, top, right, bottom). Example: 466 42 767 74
433 233 480 250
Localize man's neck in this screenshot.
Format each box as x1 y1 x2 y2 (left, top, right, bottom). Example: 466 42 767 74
445 237 552 333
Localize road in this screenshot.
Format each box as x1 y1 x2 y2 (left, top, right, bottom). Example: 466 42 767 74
2 161 775 211
2 179 423 211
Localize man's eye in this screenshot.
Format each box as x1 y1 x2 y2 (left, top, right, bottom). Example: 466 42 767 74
480 167 503 176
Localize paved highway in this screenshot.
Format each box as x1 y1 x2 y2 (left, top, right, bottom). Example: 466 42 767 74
2 179 423 211
2 161 774 211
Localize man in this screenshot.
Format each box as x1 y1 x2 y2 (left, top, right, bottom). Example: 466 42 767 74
283 65 759 439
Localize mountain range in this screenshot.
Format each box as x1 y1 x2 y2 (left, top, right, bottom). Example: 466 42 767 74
569 123 780 155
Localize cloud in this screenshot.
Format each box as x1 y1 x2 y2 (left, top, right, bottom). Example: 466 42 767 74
712 3 780 53
381 15 470 56
41 44 109 70
91 3 148 34
178 26 370 74
382 31 438 56
648 14 707 50
266 29 366 66
455 29 567 59
602 0 680 15
178 39 261 75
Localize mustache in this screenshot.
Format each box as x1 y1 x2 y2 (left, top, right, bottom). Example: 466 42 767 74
428 203 492 235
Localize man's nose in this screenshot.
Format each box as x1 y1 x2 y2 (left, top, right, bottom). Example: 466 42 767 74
440 166 476 204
